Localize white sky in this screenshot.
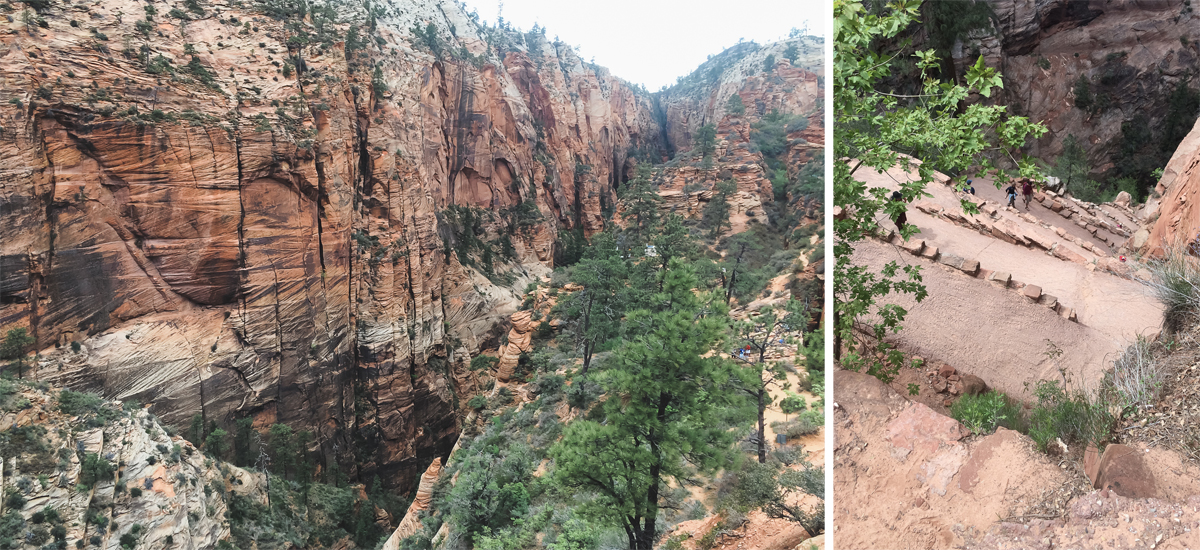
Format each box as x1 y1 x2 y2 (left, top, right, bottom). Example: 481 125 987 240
458 0 827 90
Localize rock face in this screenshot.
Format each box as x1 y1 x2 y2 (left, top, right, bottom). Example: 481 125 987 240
0 0 821 490
1143 116 1200 256
656 40 823 155
494 310 533 382
0 385 259 550
382 457 443 549
835 370 1071 549
948 0 1199 167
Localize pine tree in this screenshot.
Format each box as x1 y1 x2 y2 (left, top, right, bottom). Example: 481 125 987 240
554 231 627 376
616 164 661 255
0 328 35 379
702 180 737 240
550 260 745 550
731 299 807 462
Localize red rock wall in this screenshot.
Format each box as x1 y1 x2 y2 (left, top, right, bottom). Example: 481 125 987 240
1143 116 1200 256
0 0 819 490
950 0 1199 167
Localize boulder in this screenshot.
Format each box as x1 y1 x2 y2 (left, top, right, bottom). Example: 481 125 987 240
938 253 965 269
960 374 987 396
885 403 968 460
1091 444 1157 499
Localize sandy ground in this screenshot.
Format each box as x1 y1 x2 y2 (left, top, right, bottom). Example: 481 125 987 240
859 165 1161 345
852 238 1136 398
852 163 1162 395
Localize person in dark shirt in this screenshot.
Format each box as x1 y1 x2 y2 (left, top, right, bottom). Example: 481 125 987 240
1005 182 1017 208
965 179 975 195
891 190 907 232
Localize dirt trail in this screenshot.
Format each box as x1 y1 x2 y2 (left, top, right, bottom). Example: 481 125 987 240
856 164 1161 392
836 161 1188 550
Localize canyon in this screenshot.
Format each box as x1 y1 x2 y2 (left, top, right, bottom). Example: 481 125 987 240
0 0 822 491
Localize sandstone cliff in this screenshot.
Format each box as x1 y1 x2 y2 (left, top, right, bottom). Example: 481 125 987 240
949 0 1198 167
0 0 822 491
1141 115 1200 255
0 383 256 550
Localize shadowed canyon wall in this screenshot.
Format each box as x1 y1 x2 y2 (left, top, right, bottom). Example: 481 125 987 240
0 0 822 489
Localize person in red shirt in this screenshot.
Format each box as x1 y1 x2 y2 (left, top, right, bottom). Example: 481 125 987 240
1021 179 1034 209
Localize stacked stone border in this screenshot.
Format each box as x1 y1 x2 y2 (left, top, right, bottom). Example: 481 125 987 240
910 193 1142 280
873 228 1080 324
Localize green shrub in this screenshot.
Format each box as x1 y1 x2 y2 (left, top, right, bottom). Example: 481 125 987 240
770 409 822 439
57 390 104 416
950 391 1022 435
470 355 498 372
1025 380 1114 452
79 453 114 486
468 395 487 411
4 491 24 510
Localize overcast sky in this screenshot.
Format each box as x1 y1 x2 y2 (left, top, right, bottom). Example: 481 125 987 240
457 0 826 90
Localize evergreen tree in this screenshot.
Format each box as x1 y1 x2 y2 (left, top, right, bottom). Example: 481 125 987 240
554 231 628 376
205 428 229 459
695 124 717 160
233 418 255 467
1051 134 1090 196
727 93 746 116
616 164 661 255
268 423 295 478
550 260 744 550
784 43 800 65
731 299 807 462
702 180 737 240
0 328 34 379
188 414 205 447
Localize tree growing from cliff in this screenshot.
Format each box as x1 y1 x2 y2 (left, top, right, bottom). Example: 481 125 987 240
550 260 743 550
695 123 717 161
727 93 746 116
833 0 1045 381
0 328 35 379
784 43 800 65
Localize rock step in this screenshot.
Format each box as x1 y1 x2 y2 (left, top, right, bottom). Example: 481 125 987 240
935 179 1133 247
883 233 1081 325
911 196 1146 281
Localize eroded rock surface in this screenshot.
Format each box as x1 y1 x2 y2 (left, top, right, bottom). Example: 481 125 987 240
0 0 821 490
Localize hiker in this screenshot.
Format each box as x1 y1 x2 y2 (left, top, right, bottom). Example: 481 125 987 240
891 190 908 232
1005 182 1018 208
965 179 975 195
1021 178 1034 209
